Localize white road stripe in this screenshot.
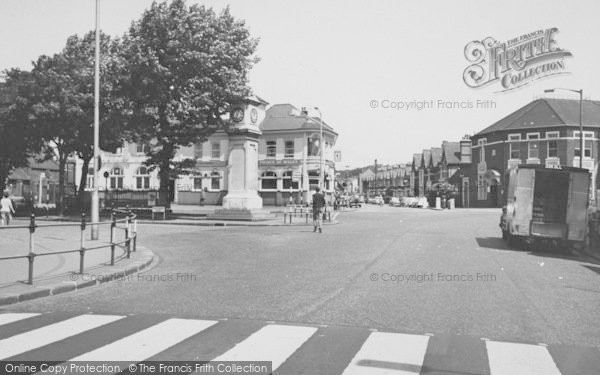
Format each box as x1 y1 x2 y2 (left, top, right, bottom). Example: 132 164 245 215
214 324 317 370
486 340 562 375
71 318 217 361
341 332 430 375
0 313 40 327
0 314 124 360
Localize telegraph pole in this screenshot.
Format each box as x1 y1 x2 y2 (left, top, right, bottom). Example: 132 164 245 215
91 0 100 239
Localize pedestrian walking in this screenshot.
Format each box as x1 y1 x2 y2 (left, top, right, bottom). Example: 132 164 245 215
1 191 15 226
312 187 326 233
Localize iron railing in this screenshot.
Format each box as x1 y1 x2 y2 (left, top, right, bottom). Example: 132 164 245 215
0 208 138 285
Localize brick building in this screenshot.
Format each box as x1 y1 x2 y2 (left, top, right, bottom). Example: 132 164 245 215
469 98 600 208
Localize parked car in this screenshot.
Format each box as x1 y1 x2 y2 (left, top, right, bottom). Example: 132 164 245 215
389 197 401 206
349 195 362 208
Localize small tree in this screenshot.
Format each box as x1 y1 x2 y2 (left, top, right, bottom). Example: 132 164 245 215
0 70 42 193
117 0 259 206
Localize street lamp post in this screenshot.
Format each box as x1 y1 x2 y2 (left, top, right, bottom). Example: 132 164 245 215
90 0 101 239
315 108 324 190
544 88 583 168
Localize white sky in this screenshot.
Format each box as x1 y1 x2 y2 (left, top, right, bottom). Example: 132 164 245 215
1 0 599 168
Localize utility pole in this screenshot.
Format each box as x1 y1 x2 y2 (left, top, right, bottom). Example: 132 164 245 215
91 0 100 239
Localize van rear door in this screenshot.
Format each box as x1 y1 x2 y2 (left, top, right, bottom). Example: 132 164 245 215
513 168 535 236
566 172 590 241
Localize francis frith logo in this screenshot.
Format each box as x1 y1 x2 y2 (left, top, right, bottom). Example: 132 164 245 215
463 28 572 92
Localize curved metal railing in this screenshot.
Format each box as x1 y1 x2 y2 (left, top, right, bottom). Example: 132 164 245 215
0 208 138 285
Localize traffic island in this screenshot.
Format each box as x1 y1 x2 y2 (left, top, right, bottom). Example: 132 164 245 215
0 245 154 307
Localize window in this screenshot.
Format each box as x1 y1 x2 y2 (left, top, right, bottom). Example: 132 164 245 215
546 132 559 158
136 143 148 154
266 141 276 158
193 176 203 190
308 170 320 189
574 131 593 158
211 171 221 190
110 167 123 189
194 143 203 159
282 171 298 189
261 171 277 190
135 166 150 189
284 141 294 158
86 167 94 188
308 135 321 157
508 134 521 160
528 133 540 159
211 142 220 159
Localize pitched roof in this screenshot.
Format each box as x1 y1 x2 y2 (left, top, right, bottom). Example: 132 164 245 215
477 98 600 135
260 104 337 134
442 141 460 164
429 147 442 167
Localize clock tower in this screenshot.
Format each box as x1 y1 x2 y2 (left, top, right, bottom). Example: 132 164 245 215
208 95 273 220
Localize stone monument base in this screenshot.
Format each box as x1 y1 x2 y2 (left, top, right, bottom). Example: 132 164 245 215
207 208 276 221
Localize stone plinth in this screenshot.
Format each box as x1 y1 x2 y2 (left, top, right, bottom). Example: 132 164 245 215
207 127 267 221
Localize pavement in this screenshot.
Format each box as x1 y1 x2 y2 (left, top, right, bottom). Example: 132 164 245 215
0 206 341 306
0 219 154 306
1 205 599 374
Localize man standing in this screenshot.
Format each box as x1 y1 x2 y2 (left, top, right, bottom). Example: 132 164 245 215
312 187 326 233
0 191 15 226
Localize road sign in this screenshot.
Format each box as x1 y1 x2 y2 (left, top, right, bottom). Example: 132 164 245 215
334 151 342 162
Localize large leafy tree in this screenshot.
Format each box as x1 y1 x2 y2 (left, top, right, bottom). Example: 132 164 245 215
118 0 259 206
0 70 42 193
24 32 124 213
58 32 125 204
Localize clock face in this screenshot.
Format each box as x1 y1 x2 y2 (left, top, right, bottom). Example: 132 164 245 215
250 108 258 124
232 108 245 123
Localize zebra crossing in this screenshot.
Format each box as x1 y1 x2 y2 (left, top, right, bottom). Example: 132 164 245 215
0 312 598 374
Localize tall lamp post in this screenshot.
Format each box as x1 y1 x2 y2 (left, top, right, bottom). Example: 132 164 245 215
544 88 583 168
91 0 101 239
315 107 324 189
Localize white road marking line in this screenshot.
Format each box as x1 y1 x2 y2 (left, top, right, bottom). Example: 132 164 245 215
0 314 124 360
214 324 317 370
71 318 217 361
486 340 562 375
341 331 430 375
0 313 40 327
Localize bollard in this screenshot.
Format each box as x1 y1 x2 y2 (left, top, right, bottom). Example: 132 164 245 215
125 215 130 259
27 252 36 285
80 212 86 250
26 213 36 284
133 218 137 252
110 214 116 265
29 212 36 253
79 249 85 274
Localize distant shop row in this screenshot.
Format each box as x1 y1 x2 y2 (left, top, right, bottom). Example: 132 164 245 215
359 97 600 208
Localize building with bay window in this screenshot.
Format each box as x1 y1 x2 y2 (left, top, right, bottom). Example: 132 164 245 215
74 99 338 206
